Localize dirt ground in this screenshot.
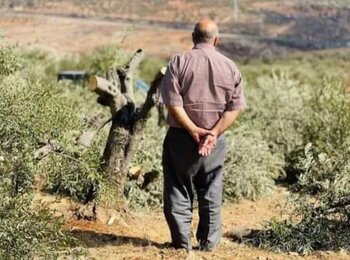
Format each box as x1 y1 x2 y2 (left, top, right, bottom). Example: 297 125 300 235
58 187 349 260
0 12 192 58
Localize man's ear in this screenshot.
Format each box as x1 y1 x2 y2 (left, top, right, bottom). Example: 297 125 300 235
192 33 196 44
213 37 219 47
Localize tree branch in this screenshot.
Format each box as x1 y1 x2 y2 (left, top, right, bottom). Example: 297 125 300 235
121 49 144 100
89 76 118 97
34 140 62 160
125 49 144 74
137 68 165 120
76 116 112 148
89 75 128 114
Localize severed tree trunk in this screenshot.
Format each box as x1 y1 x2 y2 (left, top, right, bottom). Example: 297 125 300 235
88 49 165 201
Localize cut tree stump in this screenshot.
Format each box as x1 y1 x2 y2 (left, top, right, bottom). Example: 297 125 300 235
88 49 165 205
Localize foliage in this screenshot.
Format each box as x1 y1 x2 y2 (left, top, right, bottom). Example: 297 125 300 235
138 56 167 84
0 152 75 259
0 197 73 259
37 148 102 202
287 77 350 192
241 70 311 182
0 43 23 77
124 116 166 210
0 68 104 200
242 71 309 155
244 76 350 253
224 127 284 202
246 146 350 254
80 44 130 76
302 79 350 155
297 144 350 194
0 41 89 258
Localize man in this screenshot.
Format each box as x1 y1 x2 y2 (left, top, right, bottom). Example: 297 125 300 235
159 18 246 251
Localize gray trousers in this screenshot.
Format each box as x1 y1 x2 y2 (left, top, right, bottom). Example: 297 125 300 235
162 127 226 250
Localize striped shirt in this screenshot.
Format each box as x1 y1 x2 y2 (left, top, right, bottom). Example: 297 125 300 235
159 43 246 130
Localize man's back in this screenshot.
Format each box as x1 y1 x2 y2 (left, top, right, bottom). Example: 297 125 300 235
160 43 245 130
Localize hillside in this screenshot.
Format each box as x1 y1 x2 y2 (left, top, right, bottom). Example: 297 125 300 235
1 0 350 59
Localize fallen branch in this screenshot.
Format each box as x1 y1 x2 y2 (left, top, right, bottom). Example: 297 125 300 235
77 116 112 148
34 140 62 160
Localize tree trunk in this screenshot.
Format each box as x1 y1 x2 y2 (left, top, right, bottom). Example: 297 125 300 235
89 49 165 202
103 119 132 197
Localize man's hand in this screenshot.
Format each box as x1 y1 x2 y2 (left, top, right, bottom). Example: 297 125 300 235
198 134 217 157
189 126 212 143
167 106 211 143
166 105 220 154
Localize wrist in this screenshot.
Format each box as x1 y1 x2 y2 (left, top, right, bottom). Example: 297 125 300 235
187 125 198 134
210 129 219 137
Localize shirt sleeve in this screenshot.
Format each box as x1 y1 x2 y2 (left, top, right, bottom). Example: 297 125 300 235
158 56 183 107
226 69 247 111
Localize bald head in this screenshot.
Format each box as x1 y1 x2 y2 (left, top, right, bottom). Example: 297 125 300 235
192 18 219 45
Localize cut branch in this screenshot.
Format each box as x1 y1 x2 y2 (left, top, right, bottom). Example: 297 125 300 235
138 68 166 120
77 116 112 148
311 197 350 218
34 140 62 160
121 49 144 100
89 76 118 97
125 49 144 74
89 75 128 114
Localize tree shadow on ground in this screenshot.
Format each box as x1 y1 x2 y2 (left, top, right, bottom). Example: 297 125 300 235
71 229 165 248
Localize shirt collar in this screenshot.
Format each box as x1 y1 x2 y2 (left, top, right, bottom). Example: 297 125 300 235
193 43 216 50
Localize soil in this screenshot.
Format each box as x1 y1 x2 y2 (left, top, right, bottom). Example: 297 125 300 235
0 12 192 58
41 187 348 260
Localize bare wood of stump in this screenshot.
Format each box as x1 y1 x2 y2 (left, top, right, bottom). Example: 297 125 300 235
89 49 164 199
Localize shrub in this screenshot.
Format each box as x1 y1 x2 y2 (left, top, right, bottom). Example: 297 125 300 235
0 41 87 258
0 43 23 77
0 197 73 258
290 78 350 192
37 147 102 202
245 146 350 254
243 77 350 253
124 116 166 210
0 151 75 259
303 78 350 154
242 70 310 164
224 126 284 202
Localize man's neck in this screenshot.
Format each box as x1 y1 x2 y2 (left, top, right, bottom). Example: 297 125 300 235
193 42 216 49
